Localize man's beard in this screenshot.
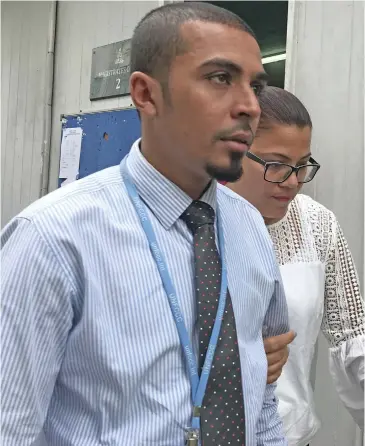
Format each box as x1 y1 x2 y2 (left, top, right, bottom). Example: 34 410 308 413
206 151 244 183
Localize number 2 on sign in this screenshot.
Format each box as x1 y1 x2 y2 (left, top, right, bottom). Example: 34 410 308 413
116 78 121 89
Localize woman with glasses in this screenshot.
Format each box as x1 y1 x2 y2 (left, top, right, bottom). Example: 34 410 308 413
225 86 364 445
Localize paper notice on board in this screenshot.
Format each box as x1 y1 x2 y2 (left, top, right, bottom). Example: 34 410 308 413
59 127 83 180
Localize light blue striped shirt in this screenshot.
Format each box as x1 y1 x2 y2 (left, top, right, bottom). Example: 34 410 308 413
1 140 289 446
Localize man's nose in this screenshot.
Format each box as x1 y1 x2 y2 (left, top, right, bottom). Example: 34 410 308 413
231 86 261 120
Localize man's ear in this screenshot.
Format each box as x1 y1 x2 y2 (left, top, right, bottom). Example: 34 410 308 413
130 72 162 117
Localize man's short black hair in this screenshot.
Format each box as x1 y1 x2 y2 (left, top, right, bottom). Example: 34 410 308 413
258 86 312 130
130 1 256 83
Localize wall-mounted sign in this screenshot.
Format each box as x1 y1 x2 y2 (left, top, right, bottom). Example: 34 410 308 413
90 39 131 101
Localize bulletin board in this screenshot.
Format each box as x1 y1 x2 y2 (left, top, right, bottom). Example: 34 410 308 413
58 107 140 187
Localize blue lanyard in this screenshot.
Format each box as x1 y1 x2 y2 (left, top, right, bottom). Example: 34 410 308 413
120 158 228 436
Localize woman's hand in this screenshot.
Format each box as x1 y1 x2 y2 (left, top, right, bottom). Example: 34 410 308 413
264 331 296 384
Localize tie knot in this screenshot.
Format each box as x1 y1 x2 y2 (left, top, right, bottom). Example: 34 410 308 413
181 201 215 233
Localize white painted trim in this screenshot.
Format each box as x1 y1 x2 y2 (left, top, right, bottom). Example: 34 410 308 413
60 105 136 120
262 53 286 64
362 6 365 300
356 7 365 440
284 0 300 93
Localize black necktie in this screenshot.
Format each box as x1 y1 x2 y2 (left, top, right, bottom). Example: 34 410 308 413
181 200 245 445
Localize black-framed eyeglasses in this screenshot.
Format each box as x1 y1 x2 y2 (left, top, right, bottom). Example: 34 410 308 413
246 152 321 184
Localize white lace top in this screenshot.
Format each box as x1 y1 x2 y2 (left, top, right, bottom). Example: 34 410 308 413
268 194 364 446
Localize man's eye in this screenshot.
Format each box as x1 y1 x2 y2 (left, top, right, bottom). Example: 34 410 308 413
209 73 232 85
252 83 265 96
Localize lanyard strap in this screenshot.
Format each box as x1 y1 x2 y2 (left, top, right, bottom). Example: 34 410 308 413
120 158 228 432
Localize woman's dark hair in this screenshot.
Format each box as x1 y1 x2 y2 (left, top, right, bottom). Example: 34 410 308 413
258 86 312 131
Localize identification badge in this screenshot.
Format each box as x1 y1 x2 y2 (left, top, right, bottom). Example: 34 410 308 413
185 429 199 446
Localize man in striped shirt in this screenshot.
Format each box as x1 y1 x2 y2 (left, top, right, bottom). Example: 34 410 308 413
1 3 291 445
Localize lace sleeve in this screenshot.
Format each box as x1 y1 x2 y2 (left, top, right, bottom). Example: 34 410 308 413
321 215 365 347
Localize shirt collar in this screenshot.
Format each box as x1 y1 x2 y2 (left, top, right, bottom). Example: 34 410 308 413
125 139 217 229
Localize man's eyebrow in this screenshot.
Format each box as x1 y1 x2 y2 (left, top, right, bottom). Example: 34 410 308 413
200 58 242 75
254 72 269 84
200 58 268 83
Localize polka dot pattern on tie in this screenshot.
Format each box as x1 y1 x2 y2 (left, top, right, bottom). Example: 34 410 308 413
181 201 245 445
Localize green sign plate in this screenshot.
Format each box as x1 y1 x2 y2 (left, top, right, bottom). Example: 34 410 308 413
90 39 131 100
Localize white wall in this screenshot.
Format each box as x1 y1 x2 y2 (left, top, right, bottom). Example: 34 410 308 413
1 1 52 227
1 1 162 226
48 1 161 191
286 1 364 445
